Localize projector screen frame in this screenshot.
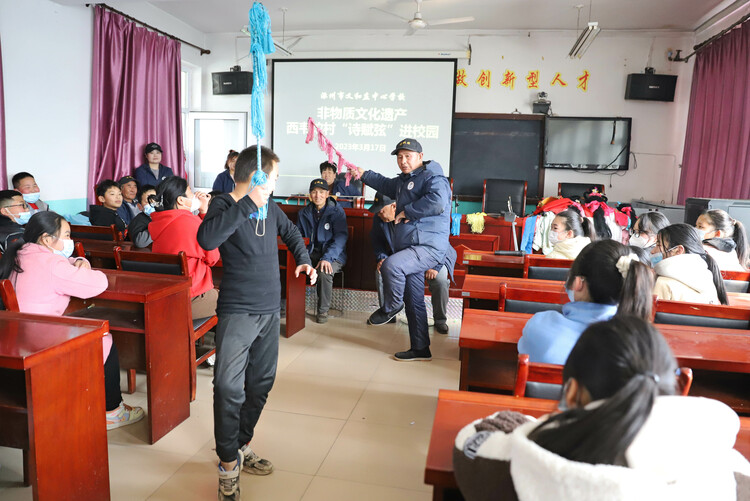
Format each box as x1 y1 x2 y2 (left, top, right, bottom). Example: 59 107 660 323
270 58 458 200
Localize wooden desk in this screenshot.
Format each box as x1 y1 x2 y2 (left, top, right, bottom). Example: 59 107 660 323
460 274 564 310
66 269 191 443
459 309 750 411
75 238 135 269
425 389 750 501
0 312 110 500
449 234 500 252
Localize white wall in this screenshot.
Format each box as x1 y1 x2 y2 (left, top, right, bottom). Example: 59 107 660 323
200 29 695 204
0 0 207 212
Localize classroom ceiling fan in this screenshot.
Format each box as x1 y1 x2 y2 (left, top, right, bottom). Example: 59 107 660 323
371 0 475 36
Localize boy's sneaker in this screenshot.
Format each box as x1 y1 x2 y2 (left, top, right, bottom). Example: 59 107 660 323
218 452 243 500
240 443 274 475
106 402 145 430
394 347 432 362
315 313 328 324
367 304 404 326
435 323 449 335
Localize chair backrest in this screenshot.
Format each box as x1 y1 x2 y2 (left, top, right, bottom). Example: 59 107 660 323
114 248 188 277
482 179 527 216
500 284 567 314
721 270 750 294
514 353 564 399
676 367 692 396
557 183 605 199
70 224 120 242
654 299 750 330
524 254 573 281
0 279 19 312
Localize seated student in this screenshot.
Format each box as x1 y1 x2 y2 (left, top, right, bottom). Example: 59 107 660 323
629 211 670 256
295 178 348 323
519 240 653 365
455 315 750 501
546 209 594 259
0 190 30 251
89 180 127 233
213 150 239 194
653 223 728 305
12 171 48 212
319 161 361 208
0 212 144 429
134 142 174 187
127 184 156 248
116 175 140 225
695 209 749 271
370 192 456 333
149 176 220 319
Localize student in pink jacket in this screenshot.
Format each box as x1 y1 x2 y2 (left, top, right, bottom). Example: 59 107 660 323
0 211 144 430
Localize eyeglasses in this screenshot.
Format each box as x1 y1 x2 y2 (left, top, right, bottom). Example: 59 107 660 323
5 203 29 210
629 229 652 238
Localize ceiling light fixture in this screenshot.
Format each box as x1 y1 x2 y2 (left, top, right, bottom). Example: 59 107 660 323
568 1 600 59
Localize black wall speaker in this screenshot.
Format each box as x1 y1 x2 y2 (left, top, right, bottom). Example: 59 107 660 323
212 72 252 95
625 74 677 102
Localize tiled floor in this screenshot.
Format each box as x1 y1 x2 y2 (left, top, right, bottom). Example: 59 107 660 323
0 311 461 500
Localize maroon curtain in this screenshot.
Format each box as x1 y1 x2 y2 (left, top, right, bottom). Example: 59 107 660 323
0 37 7 190
89 6 184 203
677 20 750 202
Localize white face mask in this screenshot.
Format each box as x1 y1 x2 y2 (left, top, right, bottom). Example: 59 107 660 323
629 234 651 248
549 230 563 246
22 192 41 204
189 196 201 213
53 238 75 259
695 228 708 241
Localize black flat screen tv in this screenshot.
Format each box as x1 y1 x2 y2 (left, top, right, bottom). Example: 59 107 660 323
544 116 631 171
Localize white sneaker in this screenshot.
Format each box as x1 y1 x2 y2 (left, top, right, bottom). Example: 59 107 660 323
106 402 145 430
218 452 243 500
206 354 216 366
240 443 274 475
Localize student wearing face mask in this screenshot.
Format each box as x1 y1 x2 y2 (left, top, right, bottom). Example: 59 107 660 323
546 208 595 259
127 185 156 248
0 190 31 251
149 176 220 319
518 240 653 365
11 172 49 213
653 224 729 305
695 209 749 271
629 212 670 256
0 211 144 430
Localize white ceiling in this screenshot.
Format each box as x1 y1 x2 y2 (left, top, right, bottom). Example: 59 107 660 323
133 0 727 34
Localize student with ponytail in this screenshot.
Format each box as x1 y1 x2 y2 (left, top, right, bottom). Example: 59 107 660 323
629 211 670 255
455 316 750 501
653 223 728 305
546 208 595 259
148 176 221 319
0 211 144 430
519 240 653 365
695 209 749 271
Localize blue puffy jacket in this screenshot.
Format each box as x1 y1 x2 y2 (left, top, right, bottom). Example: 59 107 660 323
361 160 451 256
371 215 456 279
296 198 348 265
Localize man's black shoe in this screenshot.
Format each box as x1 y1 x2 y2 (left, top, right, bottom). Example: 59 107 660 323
367 304 404 326
435 323 449 335
394 347 432 362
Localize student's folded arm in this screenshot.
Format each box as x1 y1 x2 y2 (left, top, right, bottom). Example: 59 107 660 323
197 195 258 250
132 230 153 248
403 176 450 220
361 171 398 199
51 261 109 299
322 211 348 263
274 203 312 267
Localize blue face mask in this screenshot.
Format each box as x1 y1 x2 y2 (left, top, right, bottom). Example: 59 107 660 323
22 192 41 204
14 211 31 225
53 238 75 259
565 287 575 302
650 252 663 266
143 204 155 216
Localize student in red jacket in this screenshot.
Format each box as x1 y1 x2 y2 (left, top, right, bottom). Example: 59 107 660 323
149 176 220 319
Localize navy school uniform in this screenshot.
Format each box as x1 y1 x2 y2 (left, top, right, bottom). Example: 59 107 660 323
212 170 235 194
134 163 174 187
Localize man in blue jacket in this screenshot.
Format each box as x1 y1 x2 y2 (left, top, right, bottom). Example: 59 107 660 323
370 192 456 334
296 178 348 323
319 161 362 208
349 138 451 361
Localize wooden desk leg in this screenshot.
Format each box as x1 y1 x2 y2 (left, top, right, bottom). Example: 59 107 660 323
459 348 470 391
284 250 306 338
143 292 191 444
27 338 110 500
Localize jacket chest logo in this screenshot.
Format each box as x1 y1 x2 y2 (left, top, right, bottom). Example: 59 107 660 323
324 223 330 230
407 181 414 190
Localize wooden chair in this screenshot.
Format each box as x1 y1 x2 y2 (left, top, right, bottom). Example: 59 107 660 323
0 279 20 312
677 367 693 396
482 179 527 216
114 248 217 401
514 353 564 399
653 298 750 330
721 270 750 294
523 254 573 281
499 283 568 314
70 224 121 242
